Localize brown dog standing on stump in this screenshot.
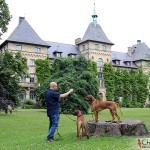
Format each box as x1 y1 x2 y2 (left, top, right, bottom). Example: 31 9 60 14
85 95 123 124
73 109 89 140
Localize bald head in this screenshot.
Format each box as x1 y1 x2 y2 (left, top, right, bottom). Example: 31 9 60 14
50 82 58 90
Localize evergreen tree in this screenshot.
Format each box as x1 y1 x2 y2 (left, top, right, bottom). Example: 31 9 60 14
34 56 99 114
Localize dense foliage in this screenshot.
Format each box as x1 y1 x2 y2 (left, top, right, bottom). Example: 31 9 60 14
34 56 99 114
0 0 12 39
35 59 50 85
103 63 114 100
0 50 28 105
103 63 148 107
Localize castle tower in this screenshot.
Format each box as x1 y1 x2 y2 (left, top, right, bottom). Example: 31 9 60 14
77 3 114 100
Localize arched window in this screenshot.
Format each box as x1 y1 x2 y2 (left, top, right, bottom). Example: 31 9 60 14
97 58 103 67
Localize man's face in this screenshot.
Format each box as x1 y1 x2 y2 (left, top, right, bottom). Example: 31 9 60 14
54 84 58 90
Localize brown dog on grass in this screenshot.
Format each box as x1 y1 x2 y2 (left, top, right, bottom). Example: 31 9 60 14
85 95 123 124
73 109 89 140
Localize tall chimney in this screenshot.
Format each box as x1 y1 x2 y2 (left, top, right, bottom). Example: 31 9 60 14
128 47 132 57
75 38 81 45
19 17 25 24
137 40 141 45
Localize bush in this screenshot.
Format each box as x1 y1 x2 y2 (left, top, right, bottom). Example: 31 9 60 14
145 103 150 108
22 99 35 109
32 102 42 109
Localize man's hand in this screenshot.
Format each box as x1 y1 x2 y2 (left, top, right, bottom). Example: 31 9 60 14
69 89 74 93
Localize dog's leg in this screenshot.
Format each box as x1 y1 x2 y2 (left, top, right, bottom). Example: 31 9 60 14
113 109 120 124
94 111 99 123
110 109 115 123
81 125 84 137
85 125 89 139
77 123 82 140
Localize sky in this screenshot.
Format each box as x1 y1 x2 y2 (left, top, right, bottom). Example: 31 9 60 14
1 0 150 52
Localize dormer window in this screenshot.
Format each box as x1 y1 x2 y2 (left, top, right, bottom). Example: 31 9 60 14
68 53 77 58
53 51 62 58
114 60 120 65
126 61 131 66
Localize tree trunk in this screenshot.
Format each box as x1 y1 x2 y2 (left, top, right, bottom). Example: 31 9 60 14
88 120 149 137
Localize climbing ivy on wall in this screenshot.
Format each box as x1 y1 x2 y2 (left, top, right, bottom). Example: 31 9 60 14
114 68 123 103
137 67 149 107
103 63 148 107
103 63 114 100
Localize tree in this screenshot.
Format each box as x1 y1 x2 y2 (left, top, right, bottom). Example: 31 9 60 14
0 50 28 105
34 56 99 114
0 0 12 39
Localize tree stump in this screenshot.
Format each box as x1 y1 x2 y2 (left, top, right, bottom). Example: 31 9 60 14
87 120 149 137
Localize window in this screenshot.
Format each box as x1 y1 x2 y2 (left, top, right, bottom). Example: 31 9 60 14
30 92 36 100
126 62 131 66
99 80 104 87
16 45 22 51
97 58 103 67
35 47 41 53
68 54 76 58
95 43 99 49
20 76 26 82
30 74 35 83
19 91 26 100
116 60 120 65
103 44 106 51
98 72 103 79
30 59 35 66
56 53 61 57
83 45 85 50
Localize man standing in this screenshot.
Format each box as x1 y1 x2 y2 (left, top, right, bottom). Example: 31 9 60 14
45 82 73 142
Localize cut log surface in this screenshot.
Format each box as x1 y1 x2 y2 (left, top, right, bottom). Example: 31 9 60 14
87 120 149 137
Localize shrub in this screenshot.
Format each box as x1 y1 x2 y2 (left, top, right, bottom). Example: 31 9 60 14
22 99 35 109
145 103 150 108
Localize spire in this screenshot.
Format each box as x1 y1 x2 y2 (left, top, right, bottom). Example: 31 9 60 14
92 3 98 27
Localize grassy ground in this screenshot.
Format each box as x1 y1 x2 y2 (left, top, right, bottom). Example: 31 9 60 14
0 108 150 150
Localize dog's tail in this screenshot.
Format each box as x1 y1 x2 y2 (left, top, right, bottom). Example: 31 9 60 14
116 103 123 116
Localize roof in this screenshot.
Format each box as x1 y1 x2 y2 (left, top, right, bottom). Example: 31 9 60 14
1 18 50 47
111 51 138 68
79 22 114 45
46 41 81 58
131 42 150 61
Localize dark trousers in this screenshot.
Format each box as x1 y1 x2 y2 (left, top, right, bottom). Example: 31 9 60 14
47 114 60 140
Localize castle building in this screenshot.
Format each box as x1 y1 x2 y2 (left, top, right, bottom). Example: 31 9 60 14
0 4 150 104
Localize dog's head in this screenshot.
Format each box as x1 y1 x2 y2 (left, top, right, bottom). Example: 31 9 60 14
84 95 95 104
72 109 82 117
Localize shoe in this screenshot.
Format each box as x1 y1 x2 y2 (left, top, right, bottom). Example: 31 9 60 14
47 139 55 143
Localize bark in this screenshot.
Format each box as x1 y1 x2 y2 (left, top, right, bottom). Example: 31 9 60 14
88 120 149 137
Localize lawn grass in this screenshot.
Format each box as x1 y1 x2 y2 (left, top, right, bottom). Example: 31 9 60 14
0 108 149 150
